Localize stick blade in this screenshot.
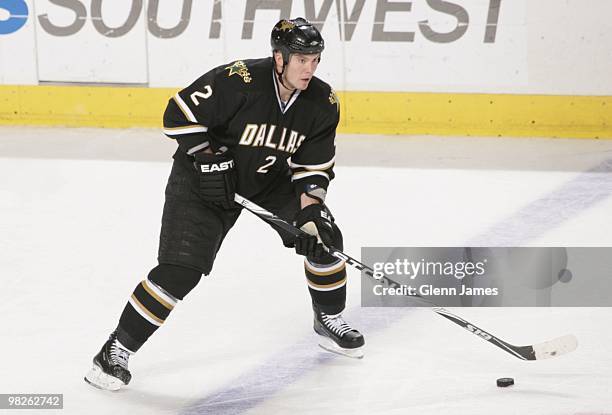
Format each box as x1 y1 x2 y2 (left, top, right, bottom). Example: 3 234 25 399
532 334 578 360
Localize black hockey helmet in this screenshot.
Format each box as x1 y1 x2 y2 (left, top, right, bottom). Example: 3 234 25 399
270 17 324 65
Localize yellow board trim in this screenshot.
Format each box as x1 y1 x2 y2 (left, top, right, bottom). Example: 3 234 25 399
0 85 171 129
1 85 611 139
337 91 612 139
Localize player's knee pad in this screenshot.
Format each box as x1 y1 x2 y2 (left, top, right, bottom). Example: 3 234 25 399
147 263 202 300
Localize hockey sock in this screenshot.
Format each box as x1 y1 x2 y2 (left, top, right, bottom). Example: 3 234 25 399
115 264 202 351
117 278 179 352
304 257 346 315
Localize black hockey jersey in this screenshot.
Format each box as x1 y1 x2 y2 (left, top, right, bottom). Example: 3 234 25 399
162 57 340 202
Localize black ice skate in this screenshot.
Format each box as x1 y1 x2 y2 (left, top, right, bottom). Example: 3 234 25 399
84 331 133 391
313 304 365 359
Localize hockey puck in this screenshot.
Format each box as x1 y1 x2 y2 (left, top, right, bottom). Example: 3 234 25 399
496 378 514 387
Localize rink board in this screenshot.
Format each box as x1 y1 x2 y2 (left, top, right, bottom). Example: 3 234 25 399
1 85 611 139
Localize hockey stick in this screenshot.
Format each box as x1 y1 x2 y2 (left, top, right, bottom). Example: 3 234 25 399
234 193 578 361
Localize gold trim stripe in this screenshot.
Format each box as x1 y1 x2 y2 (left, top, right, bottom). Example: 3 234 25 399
163 125 208 135
141 281 174 310
291 171 330 181
130 294 165 325
163 125 206 131
172 93 197 123
288 157 335 170
307 277 347 290
305 261 346 276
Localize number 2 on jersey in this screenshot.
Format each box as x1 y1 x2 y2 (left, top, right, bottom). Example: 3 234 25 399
257 156 277 173
190 85 213 106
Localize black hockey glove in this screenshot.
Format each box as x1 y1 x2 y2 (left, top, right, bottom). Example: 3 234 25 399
294 204 335 259
193 151 237 209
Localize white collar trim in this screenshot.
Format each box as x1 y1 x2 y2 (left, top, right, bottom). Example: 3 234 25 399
272 69 300 114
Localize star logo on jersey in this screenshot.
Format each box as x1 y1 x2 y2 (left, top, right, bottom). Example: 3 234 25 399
278 21 295 31
225 61 252 83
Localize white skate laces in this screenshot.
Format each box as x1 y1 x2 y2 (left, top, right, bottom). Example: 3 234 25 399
110 340 132 369
320 312 354 337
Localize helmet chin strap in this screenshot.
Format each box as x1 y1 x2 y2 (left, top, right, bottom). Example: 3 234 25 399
275 57 296 93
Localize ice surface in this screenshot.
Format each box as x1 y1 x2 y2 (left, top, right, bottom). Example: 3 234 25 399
1 127 611 414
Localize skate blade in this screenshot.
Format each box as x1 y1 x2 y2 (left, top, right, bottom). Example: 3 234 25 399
318 336 364 359
84 365 125 391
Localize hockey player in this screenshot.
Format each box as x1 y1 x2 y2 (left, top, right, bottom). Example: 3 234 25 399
85 17 364 391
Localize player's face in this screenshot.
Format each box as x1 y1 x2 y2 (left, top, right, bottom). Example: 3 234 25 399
283 53 320 90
